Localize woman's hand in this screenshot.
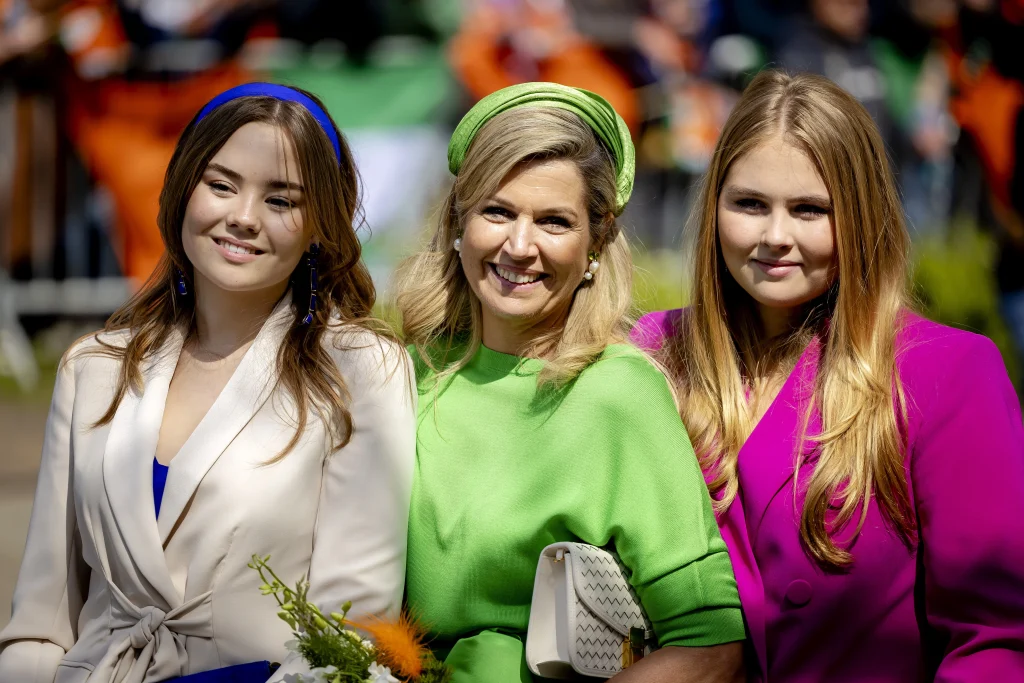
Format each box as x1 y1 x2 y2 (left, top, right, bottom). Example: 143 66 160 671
609 642 746 683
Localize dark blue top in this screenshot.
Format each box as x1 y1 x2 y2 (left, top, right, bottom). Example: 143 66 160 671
153 458 169 518
160 660 276 681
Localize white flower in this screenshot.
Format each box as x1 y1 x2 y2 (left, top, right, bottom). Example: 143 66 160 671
282 675 322 683
341 628 376 653
284 639 301 653
366 662 399 683
309 665 339 682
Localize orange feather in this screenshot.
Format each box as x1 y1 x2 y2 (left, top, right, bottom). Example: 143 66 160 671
350 612 427 679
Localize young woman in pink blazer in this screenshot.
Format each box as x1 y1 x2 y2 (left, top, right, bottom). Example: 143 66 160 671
633 70 1024 682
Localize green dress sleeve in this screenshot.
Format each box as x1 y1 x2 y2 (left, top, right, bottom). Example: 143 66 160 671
571 350 745 647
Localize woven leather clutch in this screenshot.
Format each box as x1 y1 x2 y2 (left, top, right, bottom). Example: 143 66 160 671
525 542 656 679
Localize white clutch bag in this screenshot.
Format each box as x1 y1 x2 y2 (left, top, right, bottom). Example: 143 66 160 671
525 542 656 679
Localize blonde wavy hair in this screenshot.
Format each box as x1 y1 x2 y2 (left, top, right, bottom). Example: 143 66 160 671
396 107 633 386
663 70 914 568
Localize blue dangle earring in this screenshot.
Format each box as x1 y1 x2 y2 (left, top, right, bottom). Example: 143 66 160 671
301 243 319 325
175 268 188 296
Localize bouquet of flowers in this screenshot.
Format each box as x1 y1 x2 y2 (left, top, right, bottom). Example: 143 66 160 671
249 555 452 683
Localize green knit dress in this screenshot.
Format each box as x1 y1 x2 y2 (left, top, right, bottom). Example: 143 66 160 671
405 343 744 682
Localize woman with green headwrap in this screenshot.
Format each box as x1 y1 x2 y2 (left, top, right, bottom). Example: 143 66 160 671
395 83 745 682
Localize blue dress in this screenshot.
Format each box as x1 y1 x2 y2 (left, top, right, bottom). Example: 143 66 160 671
152 460 276 683
153 459 169 519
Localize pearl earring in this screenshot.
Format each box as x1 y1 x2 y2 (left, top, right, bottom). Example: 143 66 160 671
454 237 462 252
583 252 600 281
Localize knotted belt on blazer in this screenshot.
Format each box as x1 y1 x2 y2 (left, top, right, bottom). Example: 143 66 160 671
90 581 213 683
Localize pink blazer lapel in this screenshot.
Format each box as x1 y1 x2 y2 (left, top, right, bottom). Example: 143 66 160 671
738 339 822 542
717 339 823 680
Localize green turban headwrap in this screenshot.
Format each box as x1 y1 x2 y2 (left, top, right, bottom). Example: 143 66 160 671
447 82 635 214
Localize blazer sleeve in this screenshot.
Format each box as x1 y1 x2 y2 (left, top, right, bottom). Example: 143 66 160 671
0 352 90 683
269 340 417 682
911 335 1024 680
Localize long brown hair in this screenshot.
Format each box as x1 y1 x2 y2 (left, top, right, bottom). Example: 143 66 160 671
664 70 914 568
82 88 385 457
395 107 634 386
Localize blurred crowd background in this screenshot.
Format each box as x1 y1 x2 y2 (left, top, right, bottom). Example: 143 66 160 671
0 0 1023 624
3 0 1024 392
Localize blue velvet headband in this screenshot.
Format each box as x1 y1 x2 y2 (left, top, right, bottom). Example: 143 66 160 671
196 82 342 163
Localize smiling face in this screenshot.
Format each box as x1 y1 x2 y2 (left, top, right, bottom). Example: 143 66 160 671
460 158 593 352
717 135 836 336
181 121 310 302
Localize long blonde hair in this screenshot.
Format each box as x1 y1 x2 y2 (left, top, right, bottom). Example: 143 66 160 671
396 107 633 386
664 70 914 568
80 89 389 458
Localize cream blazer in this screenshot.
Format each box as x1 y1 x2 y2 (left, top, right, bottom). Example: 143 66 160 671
0 301 416 683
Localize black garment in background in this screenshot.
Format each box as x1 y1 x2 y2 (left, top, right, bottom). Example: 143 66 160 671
870 1 933 62
274 0 386 65
722 0 802 53
997 242 1024 294
115 0 258 80
958 7 1024 84
775 16 895 149
998 107 1024 294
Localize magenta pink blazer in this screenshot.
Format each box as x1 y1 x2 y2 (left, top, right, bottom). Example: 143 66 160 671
633 310 1024 682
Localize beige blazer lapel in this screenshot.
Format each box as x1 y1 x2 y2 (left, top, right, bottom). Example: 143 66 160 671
101 328 184 608
156 298 292 546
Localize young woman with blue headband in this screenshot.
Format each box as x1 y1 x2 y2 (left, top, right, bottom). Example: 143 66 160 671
0 84 416 683
396 83 746 682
